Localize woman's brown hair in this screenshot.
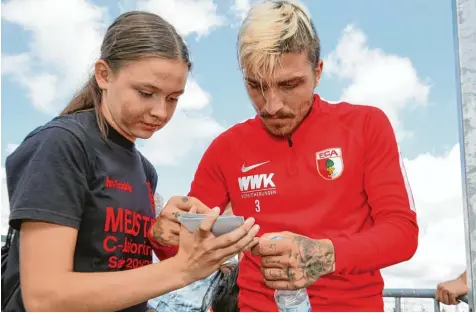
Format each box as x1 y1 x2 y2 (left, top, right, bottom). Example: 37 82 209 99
61 11 192 137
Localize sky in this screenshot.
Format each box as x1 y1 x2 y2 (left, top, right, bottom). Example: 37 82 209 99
0 0 471 311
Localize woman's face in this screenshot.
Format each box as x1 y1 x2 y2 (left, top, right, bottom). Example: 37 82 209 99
96 56 189 141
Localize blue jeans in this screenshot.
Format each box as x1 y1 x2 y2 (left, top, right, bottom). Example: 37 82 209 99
149 271 220 312
148 255 237 312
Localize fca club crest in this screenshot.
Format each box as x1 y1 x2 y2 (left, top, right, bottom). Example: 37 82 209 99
316 147 344 180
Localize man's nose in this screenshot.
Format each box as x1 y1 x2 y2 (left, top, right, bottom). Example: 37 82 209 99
264 90 284 116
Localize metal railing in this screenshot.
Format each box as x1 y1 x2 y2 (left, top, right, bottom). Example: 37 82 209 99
383 289 470 312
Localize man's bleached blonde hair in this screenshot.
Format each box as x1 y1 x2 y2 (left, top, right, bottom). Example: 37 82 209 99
238 0 320 83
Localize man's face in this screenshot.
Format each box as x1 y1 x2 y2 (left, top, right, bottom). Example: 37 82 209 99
244 52 323 137
96 57 188 141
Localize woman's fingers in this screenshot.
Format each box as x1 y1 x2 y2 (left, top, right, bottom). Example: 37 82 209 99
198 207 220 238
214 223 260 261
242 237 260 252
208 217 256 250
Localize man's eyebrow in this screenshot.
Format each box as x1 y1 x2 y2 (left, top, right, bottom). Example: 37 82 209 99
245 75 306 86
276 76 306 85
245 78 259 85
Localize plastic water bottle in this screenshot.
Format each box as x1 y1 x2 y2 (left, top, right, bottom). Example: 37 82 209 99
270 236 312 312
274 289 312 312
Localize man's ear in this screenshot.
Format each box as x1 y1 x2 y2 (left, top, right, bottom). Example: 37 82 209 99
314 59 324 89
95 59 111 90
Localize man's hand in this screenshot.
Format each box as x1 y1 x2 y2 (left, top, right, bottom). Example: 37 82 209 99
251 231 335 290
436 276 468 305
150 196 210 246
174 207 260 283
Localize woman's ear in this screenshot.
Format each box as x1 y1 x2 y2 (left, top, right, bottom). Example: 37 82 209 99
95 59 111 90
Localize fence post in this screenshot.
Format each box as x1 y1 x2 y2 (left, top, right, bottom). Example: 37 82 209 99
395 298 402 312
452 0 476 310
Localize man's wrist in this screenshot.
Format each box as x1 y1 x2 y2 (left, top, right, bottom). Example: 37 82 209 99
314 238 336 273
290 235 336 280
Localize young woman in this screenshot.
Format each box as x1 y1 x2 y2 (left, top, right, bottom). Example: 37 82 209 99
2 11 259 312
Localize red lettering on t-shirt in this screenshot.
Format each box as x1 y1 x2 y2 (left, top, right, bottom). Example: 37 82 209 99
104 206 123 233
103 235 118 253
102 206 156 271
145 181 156 217
105 176 133 193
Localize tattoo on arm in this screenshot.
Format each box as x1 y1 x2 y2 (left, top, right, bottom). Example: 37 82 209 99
181 196 189 203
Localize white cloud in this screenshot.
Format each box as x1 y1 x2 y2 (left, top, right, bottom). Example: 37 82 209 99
138 111 224 165
231 0 251 21
382 145 466 287
138 77 225 165
325 25 430 139
1 0 106 113
121 0 230 164
381 145 469 311
136 0 225 38
230 0 311 23
325 27 467 289
178 78 212 111
1 53 30 75
3 9 470 312
5 144 19 155
325 26 468 311
2 0 227 166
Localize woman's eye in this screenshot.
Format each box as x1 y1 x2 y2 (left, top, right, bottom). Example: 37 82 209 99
138 90 153 98
168 97 179 104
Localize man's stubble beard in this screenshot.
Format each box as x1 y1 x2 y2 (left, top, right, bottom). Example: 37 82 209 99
261 96 314 138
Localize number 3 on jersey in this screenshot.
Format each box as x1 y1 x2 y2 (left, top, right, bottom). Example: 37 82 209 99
255 199 261 212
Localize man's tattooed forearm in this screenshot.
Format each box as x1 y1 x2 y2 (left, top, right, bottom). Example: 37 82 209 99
291 236 335 281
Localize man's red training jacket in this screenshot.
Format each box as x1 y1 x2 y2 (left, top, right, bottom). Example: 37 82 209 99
151 94 419 311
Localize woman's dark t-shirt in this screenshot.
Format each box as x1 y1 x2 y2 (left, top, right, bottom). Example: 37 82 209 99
3 110 158 312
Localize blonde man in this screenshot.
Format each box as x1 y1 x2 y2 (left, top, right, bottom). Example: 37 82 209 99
151 1 418 311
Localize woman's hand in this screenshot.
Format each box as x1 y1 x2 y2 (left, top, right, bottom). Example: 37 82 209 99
173 207 259 283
